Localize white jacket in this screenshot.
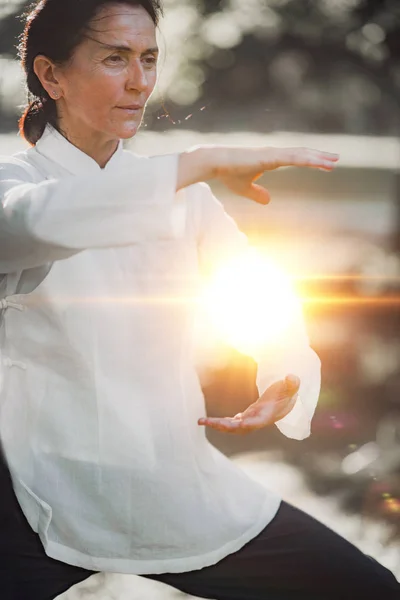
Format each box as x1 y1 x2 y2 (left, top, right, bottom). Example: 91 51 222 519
0 125 321 574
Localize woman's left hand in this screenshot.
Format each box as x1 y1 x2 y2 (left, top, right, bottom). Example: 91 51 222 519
198 375 300 434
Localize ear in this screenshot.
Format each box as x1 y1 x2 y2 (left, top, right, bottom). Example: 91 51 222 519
33 55 62 99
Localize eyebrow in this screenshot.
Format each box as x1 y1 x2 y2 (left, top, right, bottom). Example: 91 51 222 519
96 42 159 55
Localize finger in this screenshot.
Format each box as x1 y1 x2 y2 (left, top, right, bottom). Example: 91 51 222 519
247 183 271 205
294 148 340 163
295 154 338 170
224 177 271 205
198 417 246 433
275 147 340 170
214 419 259 434
198 417 236 427
302 149 339 170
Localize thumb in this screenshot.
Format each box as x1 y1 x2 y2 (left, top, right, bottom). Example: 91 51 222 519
247 183 271 205
223 176 271 205
284 374 300 396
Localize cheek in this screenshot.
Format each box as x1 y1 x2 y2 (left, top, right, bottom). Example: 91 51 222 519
62 63 158 119
69 71 125 112
147 71 158 95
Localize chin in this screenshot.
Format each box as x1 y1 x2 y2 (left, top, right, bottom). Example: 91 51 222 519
115 116 144 140
118 127 139 140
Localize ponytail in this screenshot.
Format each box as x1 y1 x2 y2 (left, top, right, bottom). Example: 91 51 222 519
19 95 58 146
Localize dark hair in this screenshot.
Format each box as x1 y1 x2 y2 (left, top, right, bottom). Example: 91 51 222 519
18 0 163 145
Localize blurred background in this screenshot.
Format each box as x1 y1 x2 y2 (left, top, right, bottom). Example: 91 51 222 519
0 0 399 597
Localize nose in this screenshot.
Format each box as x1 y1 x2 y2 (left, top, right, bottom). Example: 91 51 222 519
126 59 149 93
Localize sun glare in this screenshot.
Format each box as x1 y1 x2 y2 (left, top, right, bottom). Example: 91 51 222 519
200 248 301 357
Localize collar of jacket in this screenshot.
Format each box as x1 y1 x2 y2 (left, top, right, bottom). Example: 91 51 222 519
35 124 124 176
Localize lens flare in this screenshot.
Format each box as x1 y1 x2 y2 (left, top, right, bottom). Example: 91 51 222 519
200 248 300 356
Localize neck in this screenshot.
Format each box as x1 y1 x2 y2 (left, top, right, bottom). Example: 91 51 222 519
57 121 120 169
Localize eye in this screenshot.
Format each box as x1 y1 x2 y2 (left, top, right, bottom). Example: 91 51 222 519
143 56 158 67
105 54 125 65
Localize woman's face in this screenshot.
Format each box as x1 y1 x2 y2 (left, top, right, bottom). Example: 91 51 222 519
54 3 158 142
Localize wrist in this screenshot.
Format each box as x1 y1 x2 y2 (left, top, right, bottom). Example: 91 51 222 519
177 146 217 191
194 145 218 180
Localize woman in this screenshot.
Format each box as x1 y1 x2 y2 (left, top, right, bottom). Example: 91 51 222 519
0 1 398 599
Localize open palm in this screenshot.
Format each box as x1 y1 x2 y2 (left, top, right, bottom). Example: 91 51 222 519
198 374 300 434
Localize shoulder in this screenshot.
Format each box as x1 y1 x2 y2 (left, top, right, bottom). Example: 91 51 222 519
120 148 145 163
120 148 159 167
121 149 217 202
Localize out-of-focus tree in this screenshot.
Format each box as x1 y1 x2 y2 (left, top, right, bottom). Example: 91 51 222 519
0 0 399 134
156 0 400 134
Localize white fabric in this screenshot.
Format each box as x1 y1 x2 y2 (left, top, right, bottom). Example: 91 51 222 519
0 125 320 574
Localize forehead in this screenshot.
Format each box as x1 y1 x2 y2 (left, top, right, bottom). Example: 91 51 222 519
87 3 157 48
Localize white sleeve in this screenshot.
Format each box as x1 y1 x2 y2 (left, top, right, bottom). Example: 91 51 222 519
0 154 185 273
253 308 321 441
195 182 321 440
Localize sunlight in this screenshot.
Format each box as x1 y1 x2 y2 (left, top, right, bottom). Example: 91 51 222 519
200 248 300 357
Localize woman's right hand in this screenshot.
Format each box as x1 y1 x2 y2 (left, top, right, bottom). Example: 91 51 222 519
178 145 339 204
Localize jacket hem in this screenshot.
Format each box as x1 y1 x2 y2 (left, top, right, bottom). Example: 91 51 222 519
40 494 282 575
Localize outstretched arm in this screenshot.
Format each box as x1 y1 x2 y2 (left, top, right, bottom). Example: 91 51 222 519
0 153 183 273
1 143 337 274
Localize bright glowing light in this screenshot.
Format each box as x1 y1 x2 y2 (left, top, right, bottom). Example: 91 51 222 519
200 248 300 357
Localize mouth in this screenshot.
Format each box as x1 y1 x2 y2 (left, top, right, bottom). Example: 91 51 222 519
117 105 143 113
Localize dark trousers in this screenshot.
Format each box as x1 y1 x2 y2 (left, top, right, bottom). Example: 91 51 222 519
1 450 399 600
